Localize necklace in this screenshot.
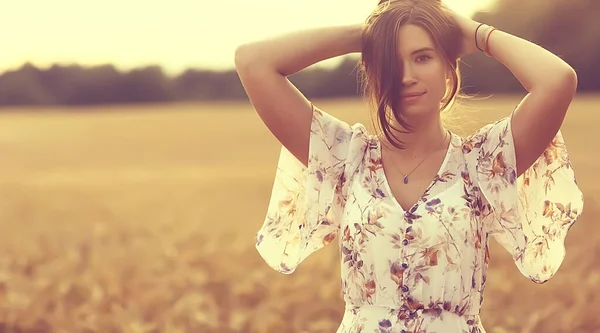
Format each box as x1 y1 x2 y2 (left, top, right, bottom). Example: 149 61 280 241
384 130 450 185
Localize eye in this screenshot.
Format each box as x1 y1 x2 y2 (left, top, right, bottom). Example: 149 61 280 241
416 55 431 62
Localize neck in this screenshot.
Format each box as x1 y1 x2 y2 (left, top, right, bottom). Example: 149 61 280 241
380 114 448 157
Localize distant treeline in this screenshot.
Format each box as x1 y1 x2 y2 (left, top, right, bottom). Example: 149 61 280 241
1 0 599 107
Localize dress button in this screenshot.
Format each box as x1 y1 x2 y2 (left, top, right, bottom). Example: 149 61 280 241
402 263 408 269
401 285 409 292
402 239 409 246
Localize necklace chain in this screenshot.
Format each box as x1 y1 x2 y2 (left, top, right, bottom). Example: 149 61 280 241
384 130 450 185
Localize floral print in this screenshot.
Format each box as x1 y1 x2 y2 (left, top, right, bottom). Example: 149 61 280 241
255 106 583 333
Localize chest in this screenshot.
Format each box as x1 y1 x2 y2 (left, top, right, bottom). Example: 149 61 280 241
344 159 484 248
343 170 481 260
380 147 450 212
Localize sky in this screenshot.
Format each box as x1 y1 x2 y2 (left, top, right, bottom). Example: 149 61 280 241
2 0 497 76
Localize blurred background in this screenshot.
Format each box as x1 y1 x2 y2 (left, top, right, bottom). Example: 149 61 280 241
0 0 599 332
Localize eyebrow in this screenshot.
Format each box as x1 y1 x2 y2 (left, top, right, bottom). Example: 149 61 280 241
410 47 435 55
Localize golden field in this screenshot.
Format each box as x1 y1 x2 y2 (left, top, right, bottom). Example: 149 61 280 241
0 95 598 333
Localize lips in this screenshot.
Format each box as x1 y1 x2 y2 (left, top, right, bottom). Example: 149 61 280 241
401 92 425 97
401 92 425 104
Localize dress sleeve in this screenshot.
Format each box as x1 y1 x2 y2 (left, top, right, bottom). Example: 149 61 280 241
255 103 366 274
464 111 584 284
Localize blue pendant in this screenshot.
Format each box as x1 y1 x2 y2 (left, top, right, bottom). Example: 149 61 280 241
403 176 409 184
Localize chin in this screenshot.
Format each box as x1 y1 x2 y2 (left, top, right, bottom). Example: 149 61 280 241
402 103 436 116
400 109 441 124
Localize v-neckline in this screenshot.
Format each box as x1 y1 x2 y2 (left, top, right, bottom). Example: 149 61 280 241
375 131 455 213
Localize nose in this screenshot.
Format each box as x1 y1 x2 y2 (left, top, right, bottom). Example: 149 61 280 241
402 62 417 87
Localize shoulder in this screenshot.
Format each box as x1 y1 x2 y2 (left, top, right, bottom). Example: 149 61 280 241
309 108 373 176
311 108 370 146
344 122 375 175
460 116 512 156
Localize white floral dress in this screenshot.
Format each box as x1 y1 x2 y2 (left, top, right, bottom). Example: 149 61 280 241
255 106 583 333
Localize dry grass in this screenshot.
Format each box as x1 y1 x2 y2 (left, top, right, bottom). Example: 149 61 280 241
0 94 598 333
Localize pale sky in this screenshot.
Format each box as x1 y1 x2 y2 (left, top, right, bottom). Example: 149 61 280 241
2 0 496 76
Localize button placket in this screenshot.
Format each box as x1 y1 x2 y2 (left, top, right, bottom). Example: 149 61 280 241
401 213 410 298
400 207 418 298
403 212 412 246
401 211 412 271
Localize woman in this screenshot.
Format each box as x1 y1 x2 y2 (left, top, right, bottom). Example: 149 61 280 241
235 0 583 332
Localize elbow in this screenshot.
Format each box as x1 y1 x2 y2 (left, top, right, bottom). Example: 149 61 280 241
234 44 255 71
563 68 579 96
557 67 578 94
535 67 578 98
234 43 275 74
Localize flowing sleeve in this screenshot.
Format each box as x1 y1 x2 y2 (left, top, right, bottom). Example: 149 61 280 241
464 111 584 284
255 104 367 274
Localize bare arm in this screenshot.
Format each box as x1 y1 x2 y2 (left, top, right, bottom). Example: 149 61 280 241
455 14 577 177
234 24 363 166
481 27 578 177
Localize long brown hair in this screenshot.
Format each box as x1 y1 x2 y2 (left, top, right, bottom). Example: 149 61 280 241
358 0 464 149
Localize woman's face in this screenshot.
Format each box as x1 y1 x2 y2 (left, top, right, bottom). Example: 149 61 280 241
396 24 448 118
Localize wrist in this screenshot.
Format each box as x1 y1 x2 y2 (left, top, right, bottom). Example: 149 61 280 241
475 24 497 56
350 24 365 53
474 23 486 52
453 14 482 57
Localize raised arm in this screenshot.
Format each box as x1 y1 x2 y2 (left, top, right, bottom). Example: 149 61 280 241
452 13 578 177
234 24 363 167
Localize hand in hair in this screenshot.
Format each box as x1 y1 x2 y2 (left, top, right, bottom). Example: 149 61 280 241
374 1 480 58
447 10 481 58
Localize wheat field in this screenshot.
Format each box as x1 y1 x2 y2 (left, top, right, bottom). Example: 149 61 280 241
0 95 598 333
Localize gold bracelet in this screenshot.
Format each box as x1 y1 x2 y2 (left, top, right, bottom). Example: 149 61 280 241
484 28 497 57
477 24 494 54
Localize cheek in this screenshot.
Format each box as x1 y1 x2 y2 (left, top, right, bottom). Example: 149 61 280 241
426 66 448 101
